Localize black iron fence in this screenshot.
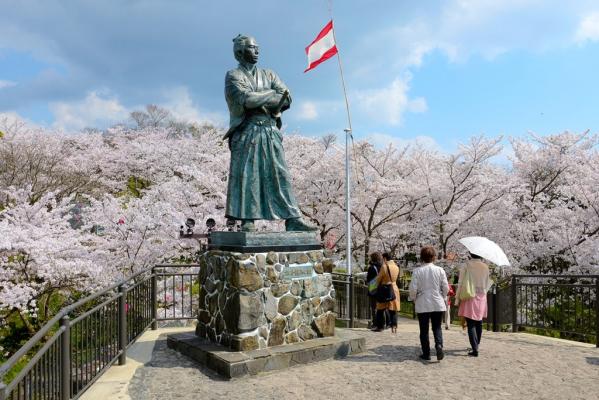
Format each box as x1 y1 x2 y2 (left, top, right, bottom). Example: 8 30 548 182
333 275 543 336
331 274 369 325
153 265 201 324
0 264 200 400
511 275 599 346
2 269 597 399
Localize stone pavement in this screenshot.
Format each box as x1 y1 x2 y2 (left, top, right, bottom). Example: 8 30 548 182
86 318 599 400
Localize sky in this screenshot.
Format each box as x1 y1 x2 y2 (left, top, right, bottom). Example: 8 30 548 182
2 0 599 152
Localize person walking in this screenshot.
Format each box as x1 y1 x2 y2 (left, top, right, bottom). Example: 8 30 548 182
366 252 383 330
445 282 455 330
456 253 491 357
374 253 400 333
409 246 449 361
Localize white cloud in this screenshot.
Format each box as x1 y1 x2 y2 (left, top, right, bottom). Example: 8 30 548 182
0 80 17 89
576 12 599 42
435 0 570 60
346 0 588 128
407 97 428 113
50 91 129 132
367 132 440 152
0 111 39 134
287 99 342 126
0 111 22 122
160 86 226 127
354 0 584 76
296 101 318 120
3 1 598 132
354 76 427 126
48 87 226 132
161 87 201 122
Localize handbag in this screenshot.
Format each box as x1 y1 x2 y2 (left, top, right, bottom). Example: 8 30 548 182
459 268 476 300
368 277 378 295
375 262 396 303
368 265 379 295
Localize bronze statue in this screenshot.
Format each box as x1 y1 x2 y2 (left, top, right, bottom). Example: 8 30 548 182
224 35 316 232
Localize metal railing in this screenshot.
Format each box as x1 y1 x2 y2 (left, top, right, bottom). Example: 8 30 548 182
333 272 598 346
2 268 597 399
332 274 365 325
333 275 522 334
511 275 599 346
0 264 200 400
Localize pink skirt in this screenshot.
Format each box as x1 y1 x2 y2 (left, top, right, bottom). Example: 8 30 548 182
458 293 487 321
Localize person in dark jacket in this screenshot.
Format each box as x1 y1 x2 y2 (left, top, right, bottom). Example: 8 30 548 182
366 252 383 329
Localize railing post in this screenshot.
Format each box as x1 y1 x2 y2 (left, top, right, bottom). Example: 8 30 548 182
60 316 71 400
492 284 498 332
511 275 518 333
0 382 7 400
151 267 157 330
198 267 203 319
595 277 599 348
118 285 127 365
348 275 354 328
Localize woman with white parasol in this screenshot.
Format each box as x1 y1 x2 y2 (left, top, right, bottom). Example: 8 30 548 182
456 237 510 357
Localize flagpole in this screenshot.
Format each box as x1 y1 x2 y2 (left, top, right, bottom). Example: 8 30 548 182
330 21 354 327
330 23 352 272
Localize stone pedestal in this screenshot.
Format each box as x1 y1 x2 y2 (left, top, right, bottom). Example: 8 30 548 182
196 244 336 351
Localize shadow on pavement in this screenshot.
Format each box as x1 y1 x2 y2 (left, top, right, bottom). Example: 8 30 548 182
342 345 425 363
585 357 599 366
342 344 474 364
442 349 470 357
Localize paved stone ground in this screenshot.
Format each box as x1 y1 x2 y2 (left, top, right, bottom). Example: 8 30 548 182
128 318 599 400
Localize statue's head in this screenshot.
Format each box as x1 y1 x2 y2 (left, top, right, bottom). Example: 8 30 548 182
233 34 259 64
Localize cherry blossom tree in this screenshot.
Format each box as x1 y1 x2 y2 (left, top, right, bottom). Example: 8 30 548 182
2 113 599 358
346 141 423 264
0 188 108 335
494 131 599 273
410 136 507 259
0 128 108 204
284 135 346 245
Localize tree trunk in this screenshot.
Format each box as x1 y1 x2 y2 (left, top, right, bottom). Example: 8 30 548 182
438 221 446 259
18 310 36 335
363 237 370 270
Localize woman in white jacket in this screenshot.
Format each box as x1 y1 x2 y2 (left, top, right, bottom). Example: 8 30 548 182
409 246 449 361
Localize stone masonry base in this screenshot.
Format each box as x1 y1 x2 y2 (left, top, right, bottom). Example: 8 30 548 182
167 329 365 379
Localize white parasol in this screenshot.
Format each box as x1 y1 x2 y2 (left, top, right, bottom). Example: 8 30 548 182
458 236 511 266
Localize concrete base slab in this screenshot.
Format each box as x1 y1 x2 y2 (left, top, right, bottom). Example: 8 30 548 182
167 328 365 379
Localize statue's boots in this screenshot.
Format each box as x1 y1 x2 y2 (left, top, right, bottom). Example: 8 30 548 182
285 218 318 232
240 220 256 232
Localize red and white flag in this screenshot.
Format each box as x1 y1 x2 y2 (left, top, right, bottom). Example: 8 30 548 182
304 20 338 73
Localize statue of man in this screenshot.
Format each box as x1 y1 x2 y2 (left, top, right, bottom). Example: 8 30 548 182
223 35 317 232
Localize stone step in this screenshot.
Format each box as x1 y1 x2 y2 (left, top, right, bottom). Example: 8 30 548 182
167 329 365 379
